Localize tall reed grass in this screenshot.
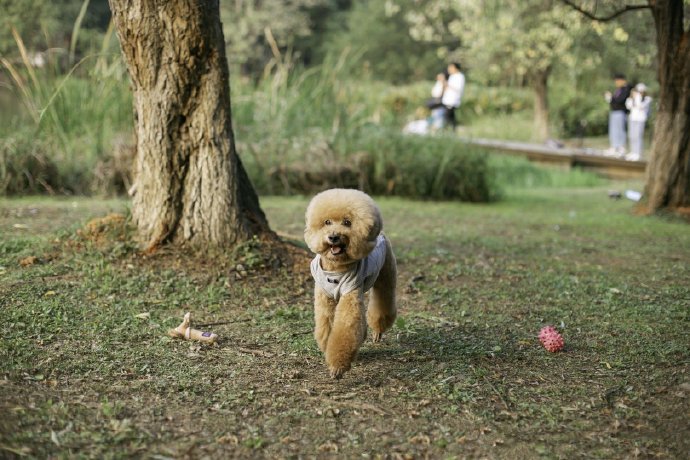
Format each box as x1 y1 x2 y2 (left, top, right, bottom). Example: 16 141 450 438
1 24 601 198
1 23 131 194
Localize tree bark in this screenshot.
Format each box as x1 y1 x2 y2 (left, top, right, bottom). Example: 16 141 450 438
643 0 690 211
108 0 272 248
532 68 551 141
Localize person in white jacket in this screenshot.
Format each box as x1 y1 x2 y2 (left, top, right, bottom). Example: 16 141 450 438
441 62 465 129
625 83 652 161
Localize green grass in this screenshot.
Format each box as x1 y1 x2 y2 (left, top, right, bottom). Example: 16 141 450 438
459 112 537 142
1 185 688 458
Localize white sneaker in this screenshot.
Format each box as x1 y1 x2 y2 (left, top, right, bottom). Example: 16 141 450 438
625 153 641 161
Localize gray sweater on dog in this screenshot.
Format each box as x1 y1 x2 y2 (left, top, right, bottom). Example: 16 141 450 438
310 235 387 302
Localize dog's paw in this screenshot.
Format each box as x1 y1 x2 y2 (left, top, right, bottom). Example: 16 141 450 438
372 331 383 343
329 366 347 379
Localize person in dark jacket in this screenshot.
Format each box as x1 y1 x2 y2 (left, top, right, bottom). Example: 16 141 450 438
604 73 633 156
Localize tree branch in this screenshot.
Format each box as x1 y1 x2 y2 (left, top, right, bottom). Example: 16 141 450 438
560 0 651 22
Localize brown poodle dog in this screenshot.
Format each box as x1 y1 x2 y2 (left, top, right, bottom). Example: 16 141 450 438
304 188 397 378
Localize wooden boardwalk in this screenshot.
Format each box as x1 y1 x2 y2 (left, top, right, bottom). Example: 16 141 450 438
462 137 647 179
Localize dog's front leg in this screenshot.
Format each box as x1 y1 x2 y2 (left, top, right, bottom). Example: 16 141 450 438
325 290 366 379
314 287 336 353
367 238 397 342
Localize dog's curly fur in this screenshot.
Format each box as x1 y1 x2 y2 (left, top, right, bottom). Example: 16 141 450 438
304 188 397 378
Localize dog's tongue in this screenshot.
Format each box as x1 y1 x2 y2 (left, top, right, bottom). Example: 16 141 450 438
330 245 342 255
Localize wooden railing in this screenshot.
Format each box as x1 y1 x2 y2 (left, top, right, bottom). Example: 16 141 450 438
463 138 647 179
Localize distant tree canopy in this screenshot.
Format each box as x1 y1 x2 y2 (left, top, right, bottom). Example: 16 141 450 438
1 0 656 89
452 0 588 139
220 0 462 83
383 0 657 138
219 0 339 77
321 0 461 83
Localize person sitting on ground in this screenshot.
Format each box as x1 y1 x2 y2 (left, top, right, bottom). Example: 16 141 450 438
427 71 448 131
441 62 465 130
625 83 652 161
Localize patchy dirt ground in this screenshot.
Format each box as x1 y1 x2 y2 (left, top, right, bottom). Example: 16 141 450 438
1 189 689 458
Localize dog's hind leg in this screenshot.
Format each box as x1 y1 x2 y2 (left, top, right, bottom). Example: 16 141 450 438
367 239 397 342
325 290 366 378
314 287 336 354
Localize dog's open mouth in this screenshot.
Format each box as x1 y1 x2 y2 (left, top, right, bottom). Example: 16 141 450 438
329 244 346 256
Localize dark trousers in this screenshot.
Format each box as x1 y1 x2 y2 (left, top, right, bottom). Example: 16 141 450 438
444 106 457 128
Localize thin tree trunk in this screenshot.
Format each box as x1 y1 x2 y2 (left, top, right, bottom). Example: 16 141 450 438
109 0 272 248
532 69 551 142
644 0 690 211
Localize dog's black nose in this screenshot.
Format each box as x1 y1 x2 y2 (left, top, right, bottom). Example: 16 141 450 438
328 234 340 244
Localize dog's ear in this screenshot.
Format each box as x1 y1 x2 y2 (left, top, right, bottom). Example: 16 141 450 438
367 207 382 242
304 226 321 254
304 208 320 254
347 202 382 260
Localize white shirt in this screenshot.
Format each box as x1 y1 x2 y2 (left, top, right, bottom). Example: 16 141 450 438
626 94 652 122
310 235 387 302
442 72 465 108
431 81 444 99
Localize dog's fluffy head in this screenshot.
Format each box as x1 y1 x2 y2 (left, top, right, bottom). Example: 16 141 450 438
304 188 382 266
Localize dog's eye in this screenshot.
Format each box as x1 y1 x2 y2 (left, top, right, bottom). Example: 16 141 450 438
324 219 332 226
343 219 351 227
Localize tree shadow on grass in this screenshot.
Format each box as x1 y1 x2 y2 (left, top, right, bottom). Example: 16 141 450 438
357 322 515 374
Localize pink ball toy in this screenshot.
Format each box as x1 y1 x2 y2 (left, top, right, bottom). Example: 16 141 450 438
539 325 564 352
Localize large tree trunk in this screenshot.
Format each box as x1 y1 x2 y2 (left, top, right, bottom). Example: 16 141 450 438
532 68 551 142
109 0 272 248
644 0 690 211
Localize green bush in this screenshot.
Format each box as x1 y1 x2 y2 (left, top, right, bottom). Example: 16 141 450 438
0 136 61 194
320 0 459 84
0 131 134 196
345 129 499 201
240 127 500 202
556 93 608 138
240 127 603 200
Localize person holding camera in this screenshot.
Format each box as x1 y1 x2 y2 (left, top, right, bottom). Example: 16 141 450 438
441 62 465 130
625 83 652 161
604 73 633 157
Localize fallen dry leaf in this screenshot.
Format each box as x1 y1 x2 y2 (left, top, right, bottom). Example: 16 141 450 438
317 441 338 453
216 434 239 445
409 434 431 445
19 256 39 267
